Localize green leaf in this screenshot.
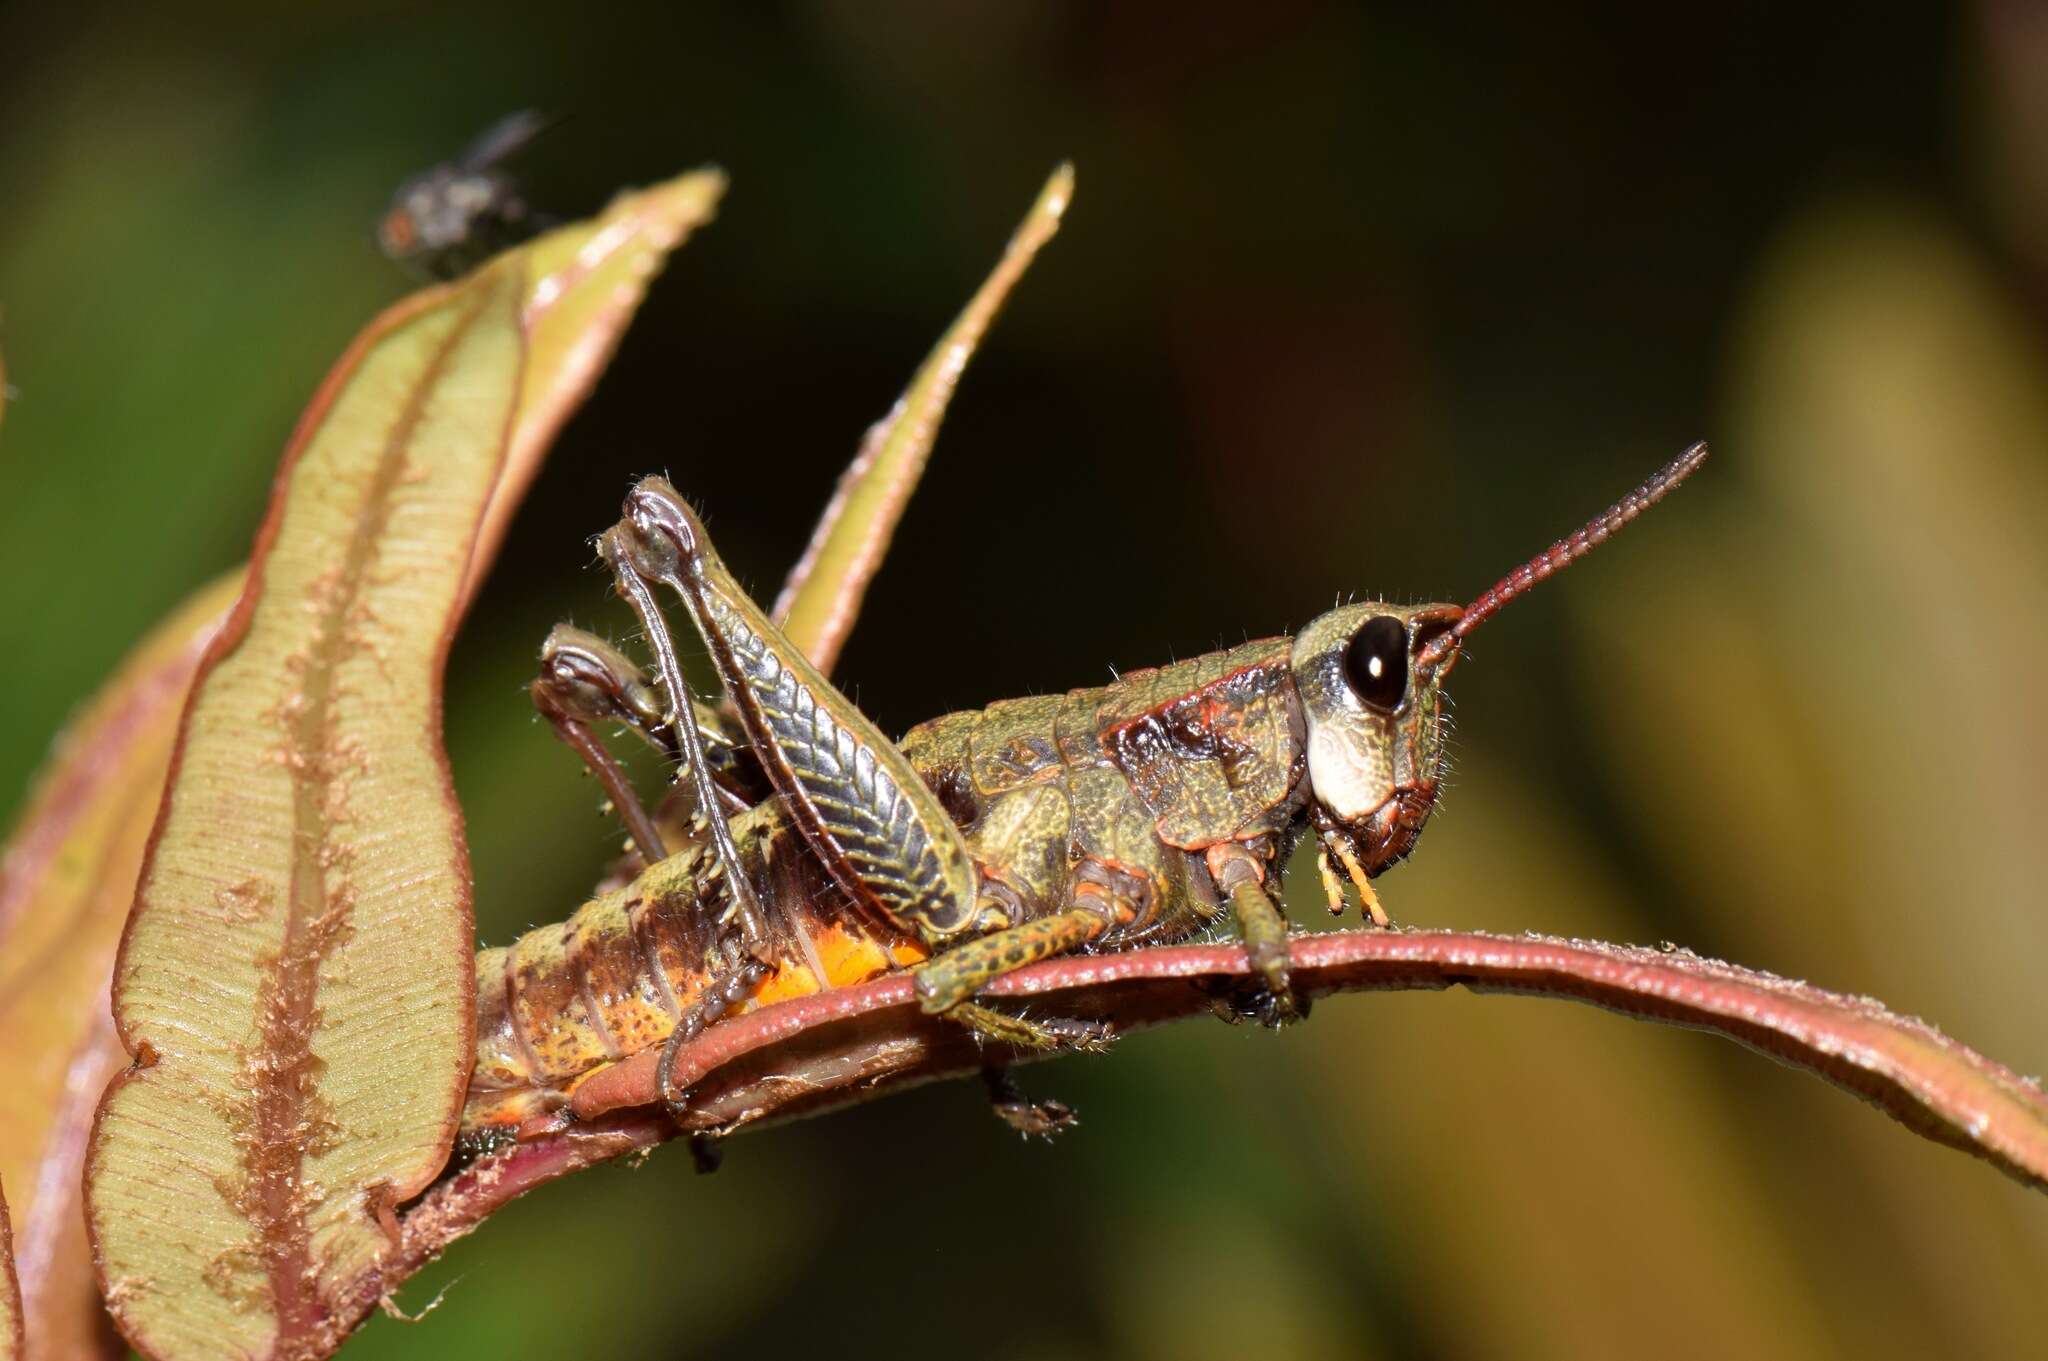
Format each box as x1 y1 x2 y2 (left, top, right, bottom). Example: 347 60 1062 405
83 169 723 1361
90 264 523 1361
772 163 1071 672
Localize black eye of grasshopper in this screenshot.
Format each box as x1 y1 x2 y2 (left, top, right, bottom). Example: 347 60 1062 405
1342 615 1410 713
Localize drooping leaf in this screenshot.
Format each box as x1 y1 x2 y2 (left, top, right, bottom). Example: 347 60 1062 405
83 169 725 1361
87 262 524 1361
0 576 238 1361
772 163 1071 672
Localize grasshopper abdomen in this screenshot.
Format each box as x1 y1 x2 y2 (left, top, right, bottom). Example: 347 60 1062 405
462 806 924 1137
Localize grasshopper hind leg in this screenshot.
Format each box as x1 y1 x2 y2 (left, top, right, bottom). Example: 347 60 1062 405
611 477 991 949
601 527 774 951
656 949 773 1122
607 480 1112 1053
591 523 783 1128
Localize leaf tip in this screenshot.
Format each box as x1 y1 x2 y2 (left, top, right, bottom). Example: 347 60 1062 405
1043 160 1076 217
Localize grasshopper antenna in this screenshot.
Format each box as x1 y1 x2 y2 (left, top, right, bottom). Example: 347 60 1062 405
1416 440 1709 670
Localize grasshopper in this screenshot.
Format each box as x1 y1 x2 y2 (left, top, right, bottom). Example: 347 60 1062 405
465 439 1707 1142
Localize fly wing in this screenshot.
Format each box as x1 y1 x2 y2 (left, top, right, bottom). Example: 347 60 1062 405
459 109 552 170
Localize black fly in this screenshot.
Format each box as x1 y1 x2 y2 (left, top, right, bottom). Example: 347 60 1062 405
378 110 551 280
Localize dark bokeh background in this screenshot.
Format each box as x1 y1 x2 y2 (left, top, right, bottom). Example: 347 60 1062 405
5 4 2048 1358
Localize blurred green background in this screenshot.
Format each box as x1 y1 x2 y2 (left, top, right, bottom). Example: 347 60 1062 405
5 4 2047 1358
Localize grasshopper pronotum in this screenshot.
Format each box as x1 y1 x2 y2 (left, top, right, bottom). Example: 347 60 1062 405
463 439 1707 1143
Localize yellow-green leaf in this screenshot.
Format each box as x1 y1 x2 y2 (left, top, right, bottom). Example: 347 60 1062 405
88 264 523 1360
771 163 1070 672
0 574 237 1361
82 169 723 1361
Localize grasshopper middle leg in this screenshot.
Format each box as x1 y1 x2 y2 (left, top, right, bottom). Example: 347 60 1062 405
531 623 756 867
532 591 780 1124
1208 841 1306 1024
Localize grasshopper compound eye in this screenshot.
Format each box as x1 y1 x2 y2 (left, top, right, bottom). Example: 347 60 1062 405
1343 615 1410 713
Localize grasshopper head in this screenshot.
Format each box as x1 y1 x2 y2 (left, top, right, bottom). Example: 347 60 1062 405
1291 602 1464 878
1294 440 1712 881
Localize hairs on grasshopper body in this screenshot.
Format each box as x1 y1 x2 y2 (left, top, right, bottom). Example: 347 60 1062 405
464 442 1707 1145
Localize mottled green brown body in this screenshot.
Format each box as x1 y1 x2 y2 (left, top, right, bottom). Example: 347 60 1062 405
616 481 1463 1023
471 438 1708 1132
464 601 1457 1136
900 639 1307 947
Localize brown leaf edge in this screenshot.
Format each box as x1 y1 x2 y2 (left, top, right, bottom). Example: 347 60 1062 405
85 272 519 1361
1 1178 22 1361
308 925 2045 1343
81 169 724 1361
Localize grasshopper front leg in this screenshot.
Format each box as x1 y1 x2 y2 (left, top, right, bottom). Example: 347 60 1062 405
1207 842 1306 1025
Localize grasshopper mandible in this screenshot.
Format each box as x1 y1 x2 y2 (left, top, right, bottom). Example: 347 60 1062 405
464 437 1707 1143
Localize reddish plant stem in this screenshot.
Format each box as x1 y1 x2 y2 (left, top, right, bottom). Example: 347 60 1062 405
317 926 2048 1352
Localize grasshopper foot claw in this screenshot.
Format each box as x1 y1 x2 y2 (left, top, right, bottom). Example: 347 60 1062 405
687 1132 724 1175
1246 938 1308 1027
984 1068 1079 1139
1254 985 1310 1028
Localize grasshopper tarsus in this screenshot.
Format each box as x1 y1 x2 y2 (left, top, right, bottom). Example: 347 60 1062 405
984 1067 1079 1140
1255 987 1310 1029
657 951 773 1121
947 1001 1114 1054
687 1133 725 1175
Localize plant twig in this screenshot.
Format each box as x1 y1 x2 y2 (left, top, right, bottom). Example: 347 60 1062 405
317 925 2048 1350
